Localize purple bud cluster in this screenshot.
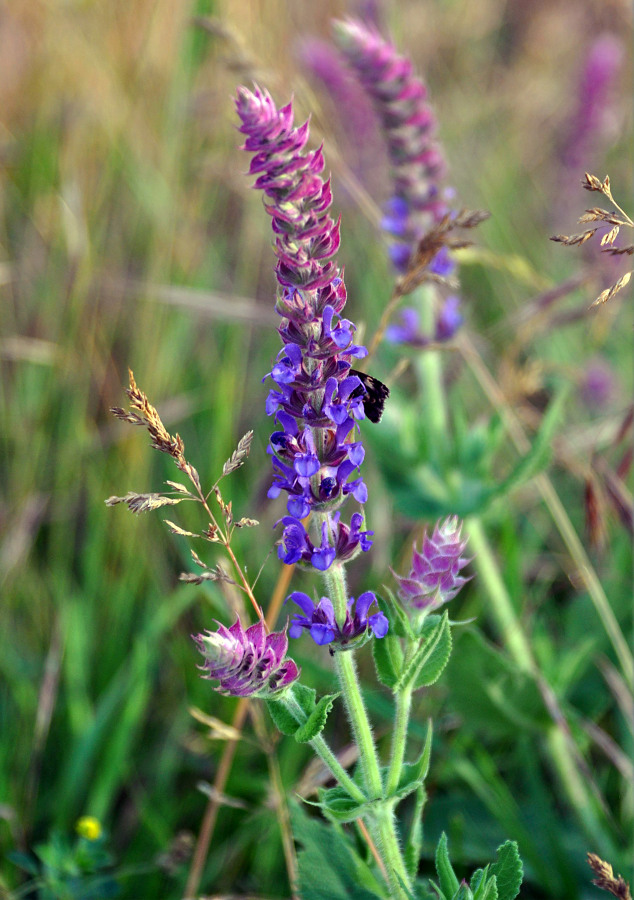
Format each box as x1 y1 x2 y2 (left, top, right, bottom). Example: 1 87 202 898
287 590 388 648
394 517 471 612
193 618 299 697
235 86 374 571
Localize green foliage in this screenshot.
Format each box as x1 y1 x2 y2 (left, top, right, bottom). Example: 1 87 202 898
489 842 524 900
8 830 120 900
266 683 340 743
291 803 386 899
397 613 453 691
369 384 569 521
431 835 522 900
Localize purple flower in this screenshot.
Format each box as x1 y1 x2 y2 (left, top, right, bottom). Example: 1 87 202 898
236 85 377 571
287 590 388 649
193 618 300 697
393 517 472 611
385 294 462 347
298 37 386 199
560 33 625 174
579 358 616 410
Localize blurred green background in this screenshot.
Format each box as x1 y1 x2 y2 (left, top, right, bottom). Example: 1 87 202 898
1 1 632 898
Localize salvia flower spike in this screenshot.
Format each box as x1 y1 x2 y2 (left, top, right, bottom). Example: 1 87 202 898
333 18 451 274
193 618 300 697
286 590 388 650
235 85 375 571
394 516 471 612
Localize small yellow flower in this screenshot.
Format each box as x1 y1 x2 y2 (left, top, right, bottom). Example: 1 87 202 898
76 816 102 841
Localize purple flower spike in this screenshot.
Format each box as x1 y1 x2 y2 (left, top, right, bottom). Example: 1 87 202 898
236 85 378 572
393 517 472 612
287 590 388 650
193 618 300 697
333 19 452 275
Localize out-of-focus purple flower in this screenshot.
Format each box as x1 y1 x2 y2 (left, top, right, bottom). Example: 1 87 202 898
434 295 463 341
333 18 452 276
385 294 462 347
561 33 625 174
193 618 300 697
236 85 375 572
287 590 388 649
393 517 471 612
333 19 464 346
298 38 386 199
580 358 616 411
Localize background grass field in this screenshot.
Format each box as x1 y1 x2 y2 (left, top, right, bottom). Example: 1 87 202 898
1 1 632 898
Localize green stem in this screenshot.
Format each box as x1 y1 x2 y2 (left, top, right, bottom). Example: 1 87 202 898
282 693 366 803
466 514 615 853
414 285 448 452
386 682 413 797
334 650 383 799
466 516 534 672
322 556 411 896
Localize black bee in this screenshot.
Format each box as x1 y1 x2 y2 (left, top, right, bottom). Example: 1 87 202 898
349 369 390 424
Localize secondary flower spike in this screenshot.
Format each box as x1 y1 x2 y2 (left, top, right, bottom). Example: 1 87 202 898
333 18 450 274
394 517 471 611
334 19 463 349
235 85 375 571
193 618 299 697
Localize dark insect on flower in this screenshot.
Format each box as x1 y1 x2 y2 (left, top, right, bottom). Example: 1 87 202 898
349 369 390 423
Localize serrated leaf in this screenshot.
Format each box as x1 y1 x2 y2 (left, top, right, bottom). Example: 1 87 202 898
316 786 377 823
435 832 460 900
489 841 523 900
266 698 301 736
403 785 426 881
378 588 414 640
266 685 338 744
470 868 487 896
397 613 452 691
389 720 433 806
373 634 403 688
293 682 318 716
413 614 452 689
295 692 339 743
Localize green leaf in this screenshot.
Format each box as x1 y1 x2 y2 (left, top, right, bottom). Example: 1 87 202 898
373 634 403 688
435 832 460 900
378 588 414 640
404 785 427 880
266 685 338 743
397 613 452 691
389 720 433 805
291 802 386 900
266 697 302 736
471 868 498 900
496 385 568 499
316 786 378 824
294 682 319 716
489 841 523 900
295 691 339 743
7 850 39 876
